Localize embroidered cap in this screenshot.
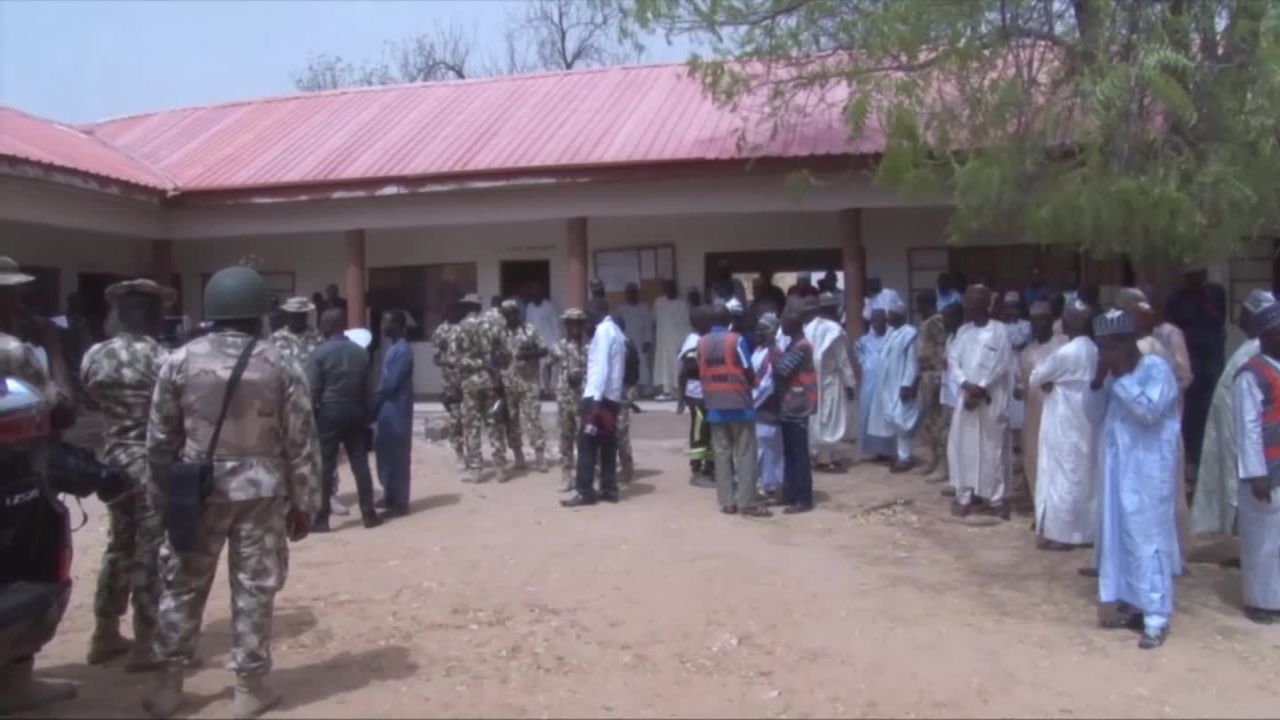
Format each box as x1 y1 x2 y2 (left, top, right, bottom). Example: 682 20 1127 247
1028 300 1052 317
725 297 745 315
280 296 315 314
500 298 520 312
561 308 586 321
755 312 780 333
818 292 840 308
1092 309 1136 338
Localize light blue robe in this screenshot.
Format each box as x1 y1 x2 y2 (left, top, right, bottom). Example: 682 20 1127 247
1097 354 1181 630
855 332 894 457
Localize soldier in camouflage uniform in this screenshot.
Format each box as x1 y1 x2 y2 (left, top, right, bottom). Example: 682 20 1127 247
267 296 321 371
499 298 549 472
431 301 466 470
142 267 320 720
80 279 174 672
455 294 511 482
548 309 588 491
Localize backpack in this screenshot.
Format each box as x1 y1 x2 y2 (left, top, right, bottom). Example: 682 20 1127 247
623 339 640 387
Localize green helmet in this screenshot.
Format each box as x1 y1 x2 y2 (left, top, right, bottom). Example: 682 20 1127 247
203 266 270 321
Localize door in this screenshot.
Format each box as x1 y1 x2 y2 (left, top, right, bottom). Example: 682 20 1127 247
499 260 551 302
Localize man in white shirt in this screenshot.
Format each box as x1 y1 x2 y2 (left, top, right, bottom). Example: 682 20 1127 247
562 299 626 508
617 283 655 392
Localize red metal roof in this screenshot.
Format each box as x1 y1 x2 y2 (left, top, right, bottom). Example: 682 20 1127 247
0 107 171 191
2 62 872 196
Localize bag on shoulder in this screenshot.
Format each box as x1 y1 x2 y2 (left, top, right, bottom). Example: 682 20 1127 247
166 338 256 553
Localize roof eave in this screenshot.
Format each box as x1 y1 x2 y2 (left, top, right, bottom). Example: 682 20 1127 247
0 156 170 203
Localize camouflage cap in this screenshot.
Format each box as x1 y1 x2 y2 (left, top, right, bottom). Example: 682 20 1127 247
0 257 34 287
105 278 176 307
280 296 315 314
561 308 586 321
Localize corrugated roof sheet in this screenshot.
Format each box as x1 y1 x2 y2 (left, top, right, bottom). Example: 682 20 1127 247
0 107 171 190
2 62 872 196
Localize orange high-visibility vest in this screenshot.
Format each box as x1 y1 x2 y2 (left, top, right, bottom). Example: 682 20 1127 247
1238 355 1280 469
697 330 751 411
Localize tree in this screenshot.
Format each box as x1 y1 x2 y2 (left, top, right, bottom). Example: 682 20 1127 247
622 0 1280 262
519 0 640 71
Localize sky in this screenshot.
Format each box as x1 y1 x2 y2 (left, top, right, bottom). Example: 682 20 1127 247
0 0 693 124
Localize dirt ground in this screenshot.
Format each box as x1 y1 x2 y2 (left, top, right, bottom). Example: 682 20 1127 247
24 410 1280 718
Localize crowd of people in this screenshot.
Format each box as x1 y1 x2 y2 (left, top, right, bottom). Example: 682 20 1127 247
1 251 1277 718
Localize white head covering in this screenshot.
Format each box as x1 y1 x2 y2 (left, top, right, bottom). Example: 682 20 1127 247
1244 289 1276 314
885 294 906 314
725 297 744 316
1251 303 1280 335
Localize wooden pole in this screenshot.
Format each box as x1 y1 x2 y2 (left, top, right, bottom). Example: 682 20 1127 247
345 229 367 329
840 209 865 337
567 217 588 309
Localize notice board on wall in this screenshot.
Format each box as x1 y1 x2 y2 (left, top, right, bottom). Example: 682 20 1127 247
593 245 676 305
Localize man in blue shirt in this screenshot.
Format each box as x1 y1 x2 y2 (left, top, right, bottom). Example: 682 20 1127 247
373 310 414 518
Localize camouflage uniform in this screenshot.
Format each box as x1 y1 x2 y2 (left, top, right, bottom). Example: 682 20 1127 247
548 336 587 471
916 313 949 472
617 386 636 481
80 334 168 647
430 320 465 460
146 331 320 678
268 327 321 372
455 313 510 471
502 320 548 457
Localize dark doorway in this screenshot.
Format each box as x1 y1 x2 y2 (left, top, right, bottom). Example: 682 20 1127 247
704 249 844 300
500 260 550 302
77 272 128 341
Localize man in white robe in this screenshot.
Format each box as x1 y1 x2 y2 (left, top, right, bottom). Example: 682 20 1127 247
652 280 690 399
947 285 1015 518
1231 301 1280 624
1093 309 1181 650
868 296 919 472
806 292 856 470
1194 289 1276 536
616 283 655 391
1029 300 1102 549
523 283 561 395
855 310 893 460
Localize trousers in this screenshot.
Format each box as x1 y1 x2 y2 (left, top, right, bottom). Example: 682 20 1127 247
375 424 412 511
317 411 376 521
94 482 163 641
710 421 759 510
781 419 813 508
154 498 287 676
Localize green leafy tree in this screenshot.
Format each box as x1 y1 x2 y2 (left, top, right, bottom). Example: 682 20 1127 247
621 0 1280 262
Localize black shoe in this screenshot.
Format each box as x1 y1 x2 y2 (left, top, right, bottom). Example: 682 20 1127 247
561 493 597 507
382 505 408 519
362 514 383 529
600 491 620 504
1138 627 1167 649
1100 612 1144 631
1244 607 1277 625
311 518 331 533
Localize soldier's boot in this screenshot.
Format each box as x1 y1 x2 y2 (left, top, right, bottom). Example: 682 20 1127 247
141 667 184 719
233 674 281 720
87 617 132 665
512 448 528 470
533 450 548 473
0 657 76 715
454 450 467 472
124 624 161 674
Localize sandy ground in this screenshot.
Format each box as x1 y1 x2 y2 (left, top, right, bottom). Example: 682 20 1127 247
23 409 1280 718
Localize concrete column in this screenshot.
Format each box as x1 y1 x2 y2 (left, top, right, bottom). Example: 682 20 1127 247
152 238 173 285
567 217 588 309
839 208 865 337
345 229 366 329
